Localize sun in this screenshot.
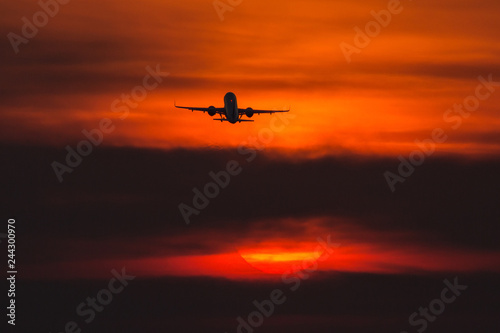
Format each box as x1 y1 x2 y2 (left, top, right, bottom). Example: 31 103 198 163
238 247 323 275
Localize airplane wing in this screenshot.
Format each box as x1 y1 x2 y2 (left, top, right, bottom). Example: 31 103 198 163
238 108 289 114
174 104 225 114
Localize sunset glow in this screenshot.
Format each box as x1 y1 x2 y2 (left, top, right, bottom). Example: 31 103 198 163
2 0 500 157
3 0 500 331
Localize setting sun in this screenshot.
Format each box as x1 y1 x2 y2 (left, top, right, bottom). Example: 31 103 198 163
239 248 323 274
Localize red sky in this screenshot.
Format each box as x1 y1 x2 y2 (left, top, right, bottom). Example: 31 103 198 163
21 217 500 280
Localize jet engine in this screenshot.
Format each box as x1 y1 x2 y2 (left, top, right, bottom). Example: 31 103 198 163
245 107 254 118
208 106 216 116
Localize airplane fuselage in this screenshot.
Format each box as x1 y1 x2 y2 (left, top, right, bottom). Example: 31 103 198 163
223 92 238 124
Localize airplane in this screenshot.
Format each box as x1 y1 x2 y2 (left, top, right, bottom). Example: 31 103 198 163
174 92 289 124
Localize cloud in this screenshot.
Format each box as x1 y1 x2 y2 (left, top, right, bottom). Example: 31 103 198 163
3 146 499 278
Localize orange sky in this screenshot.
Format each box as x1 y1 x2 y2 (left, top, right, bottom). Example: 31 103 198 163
2 0 500 156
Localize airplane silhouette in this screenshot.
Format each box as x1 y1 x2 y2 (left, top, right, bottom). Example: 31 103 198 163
175 92 289 124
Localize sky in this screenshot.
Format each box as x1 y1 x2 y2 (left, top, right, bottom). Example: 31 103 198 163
2 0 500 154
2 0 500 332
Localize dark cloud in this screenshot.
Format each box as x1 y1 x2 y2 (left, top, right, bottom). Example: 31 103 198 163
16 273 500 332
2 145 499 268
